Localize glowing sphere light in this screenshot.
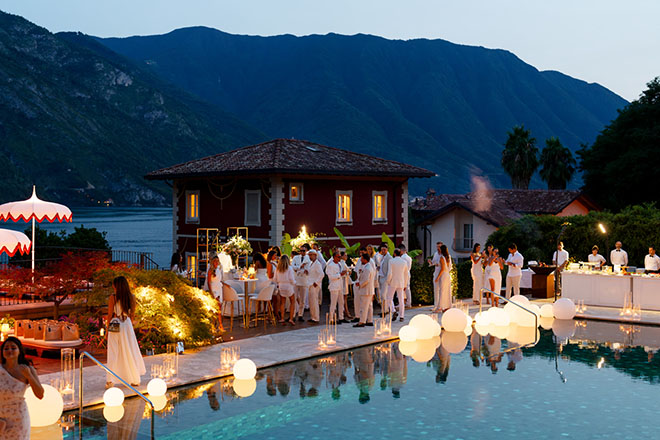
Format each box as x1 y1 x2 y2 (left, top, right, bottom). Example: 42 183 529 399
540 304 555 318
398 325 418 342
441 308 468 332
147 378 167 397
233 358 257 380
398 340 418 356
103 387 125 407
25 384 63 427
553 298 576 320
409 314 437 339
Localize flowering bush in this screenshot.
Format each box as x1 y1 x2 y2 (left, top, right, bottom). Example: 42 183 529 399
222 235 253 259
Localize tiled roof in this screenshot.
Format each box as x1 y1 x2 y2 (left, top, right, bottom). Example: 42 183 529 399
146 139 435 180
411 189 594 227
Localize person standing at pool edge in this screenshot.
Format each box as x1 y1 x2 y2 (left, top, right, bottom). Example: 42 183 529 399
505 244 524 299
552 242 569 294
430 242 443 312
326 251 348 323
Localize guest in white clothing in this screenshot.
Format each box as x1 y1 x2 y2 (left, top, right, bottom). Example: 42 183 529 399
398 244 413 308
552 242 569 294
312 243 326 269
274 255 296 325
353 253 375 327
340 252 354 321
429 242 443 311
207 256 229 332
291 245 311 322
326 251 348 323
307 250 324 323
505 243 524 299
470 243 483 304
377 244 391 307
588 245 606 269
487 248 504 307
610 241 628 267
387 249 410 321
434 244 452 312
644 246 660 273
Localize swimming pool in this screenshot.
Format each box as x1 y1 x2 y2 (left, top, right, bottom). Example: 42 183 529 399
64 319 660 439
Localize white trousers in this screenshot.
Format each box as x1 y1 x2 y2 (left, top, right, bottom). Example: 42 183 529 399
294 285 307 317
308 284 321 322
405 284 412 307
357 294 374 324
433 277 441 309
386 285 406 319
378 279 388 304
329 289 344 321
505 275 521 299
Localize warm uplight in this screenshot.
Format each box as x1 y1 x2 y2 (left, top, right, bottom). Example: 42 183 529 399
599 223 606 234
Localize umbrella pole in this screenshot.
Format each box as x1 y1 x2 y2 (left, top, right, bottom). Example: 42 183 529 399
31 217 35 274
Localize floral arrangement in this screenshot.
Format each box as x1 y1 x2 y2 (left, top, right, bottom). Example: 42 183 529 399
282 226 322 256
222 235 253 258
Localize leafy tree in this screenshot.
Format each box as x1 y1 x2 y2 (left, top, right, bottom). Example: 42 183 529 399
539 137 577 189
501 125 539 189
579 77 660 210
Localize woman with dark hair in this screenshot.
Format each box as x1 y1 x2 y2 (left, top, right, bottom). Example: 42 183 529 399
470 243 483 305
434 244 452 312
266 250 281 320
486 248 504 306
106 276 146 388
1 336 44 438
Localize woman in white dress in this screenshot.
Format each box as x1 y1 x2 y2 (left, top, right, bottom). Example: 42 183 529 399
482 245 493 305
0 337 44 439
434 244 452 312
106 276 146 387
267 250 280 321
274 255 296 325
487 248 504 307
470 243 483 305
206 256 229 333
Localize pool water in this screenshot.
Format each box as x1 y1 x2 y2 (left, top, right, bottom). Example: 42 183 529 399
65 320 660 439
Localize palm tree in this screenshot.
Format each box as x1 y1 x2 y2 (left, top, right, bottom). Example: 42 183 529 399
540 137 577 189
501 125 539 189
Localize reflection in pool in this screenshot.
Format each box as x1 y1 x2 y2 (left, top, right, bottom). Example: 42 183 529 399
67 319 660 439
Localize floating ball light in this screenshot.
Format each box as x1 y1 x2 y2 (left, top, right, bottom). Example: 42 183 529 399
409 314 437 339
475 322 490 336
398 325 418 342
441 308 468 332
103 387 125 407
539 316 554 330
431 320 442 337
553 298 576 320
510 295 530 307
464 320 473 336
233 378 257 397
474 312 491 326
103 405 125 423
398 340 418 356
488 307 510 327
147 378 167 397
233 358 257 380
441 331 468 354
25 384 63 427
540 304 555 318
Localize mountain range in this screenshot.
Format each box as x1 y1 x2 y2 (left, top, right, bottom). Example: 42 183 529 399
0 11 628 205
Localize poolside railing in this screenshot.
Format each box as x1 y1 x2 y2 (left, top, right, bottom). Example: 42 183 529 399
479 287 539 346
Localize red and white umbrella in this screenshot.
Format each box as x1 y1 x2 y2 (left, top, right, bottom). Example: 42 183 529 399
0 229 31 257
0 186 72 271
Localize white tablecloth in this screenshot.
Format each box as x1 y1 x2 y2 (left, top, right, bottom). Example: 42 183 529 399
562 272 632 308
521 269 533 289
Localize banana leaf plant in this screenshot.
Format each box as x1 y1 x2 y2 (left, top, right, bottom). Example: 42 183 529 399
333 227 361 257
380 232 422 258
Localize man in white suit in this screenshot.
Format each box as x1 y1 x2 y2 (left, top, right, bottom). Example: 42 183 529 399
326 251 348 323
291 245 311 322
387 249 410 321
377 244 392 310
307 250 324 323
399 244 413 308
353 253 374 327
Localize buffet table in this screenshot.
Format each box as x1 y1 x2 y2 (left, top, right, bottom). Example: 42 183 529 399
562 271 660 310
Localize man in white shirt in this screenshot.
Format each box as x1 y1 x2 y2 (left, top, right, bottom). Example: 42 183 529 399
306 250 324 323
552 242 569 294
644 246 660 273
399 244 413 308
377 244 392 310
505 243 524 299
588 245 606 269
291 246 311 322
326 251 348 323
387 249 410 321
610 241 628 267
429 242 443 310
353 253 374 327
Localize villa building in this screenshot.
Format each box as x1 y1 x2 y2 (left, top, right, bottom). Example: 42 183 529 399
146 138 434 273
411 189 599 260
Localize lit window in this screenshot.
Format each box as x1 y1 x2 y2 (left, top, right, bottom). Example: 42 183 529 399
186 254 196 279
290 183 304 202
186 191 199 223
245 190 261 226
373 191 387 223
336 191 352 223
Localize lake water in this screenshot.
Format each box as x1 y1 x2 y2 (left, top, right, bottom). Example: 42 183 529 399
1 207 173 268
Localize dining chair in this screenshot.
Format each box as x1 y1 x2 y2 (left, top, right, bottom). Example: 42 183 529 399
222 284 244 331
247 283 276 328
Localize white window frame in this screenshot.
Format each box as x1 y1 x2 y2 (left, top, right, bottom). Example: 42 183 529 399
244 189 262 226
185 190 200 224
336 190 353 225
289 182 304 203
372 191 388 223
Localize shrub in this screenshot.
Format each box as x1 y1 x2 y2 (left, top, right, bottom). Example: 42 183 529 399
456 261 473 299
410 262 433 305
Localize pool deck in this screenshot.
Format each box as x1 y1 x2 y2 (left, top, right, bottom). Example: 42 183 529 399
529 298 660 327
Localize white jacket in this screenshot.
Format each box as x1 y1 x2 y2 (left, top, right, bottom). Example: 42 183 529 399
378 252 392 280
356 263 374 296
291 254 311 286
308 259 325 287
325 260 343 291
387 256 410 289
